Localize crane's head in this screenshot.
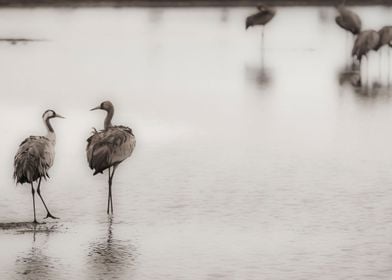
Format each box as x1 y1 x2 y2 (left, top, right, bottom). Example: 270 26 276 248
257 4 267 12
90 101 114 112
42 109 65 120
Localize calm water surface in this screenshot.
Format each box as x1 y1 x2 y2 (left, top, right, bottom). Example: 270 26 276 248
0 6 392 280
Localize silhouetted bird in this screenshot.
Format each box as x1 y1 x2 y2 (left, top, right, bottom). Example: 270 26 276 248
379 26 392 47
352 30 381 63
87 101 136 215
335 5 361 36
13 110 64 223
246 5 276 30
378 26 392 83
335 4 361 67
246 4 276 67
352 30 381 85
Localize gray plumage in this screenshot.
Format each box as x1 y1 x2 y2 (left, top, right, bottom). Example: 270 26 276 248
87 126 135 175
13 109 64 223
14 136 53 184
378 26 392 47
352 30 381 62
246 5 276 30
87 101 136 214
335 5 361 35
378 26 392 85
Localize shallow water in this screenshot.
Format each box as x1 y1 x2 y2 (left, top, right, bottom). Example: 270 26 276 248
1 6 392 280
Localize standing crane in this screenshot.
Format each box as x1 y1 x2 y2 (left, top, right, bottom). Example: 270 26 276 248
246 4 276 67
352 30 381 86
245 4 276 31
335 4 362 67
378 26 392 85
13 110 64 223
335 4 361 36
87 101 136 215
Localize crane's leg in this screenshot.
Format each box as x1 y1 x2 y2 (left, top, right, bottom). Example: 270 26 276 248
358 57 363 87
107 167 112 215
379 48 382 83
31 183 37 224
388 47 391 87
359 56 367 89
261 26 265 69
109 165 118 214
368 55 370 89
345 31 349 69
37 178 58 219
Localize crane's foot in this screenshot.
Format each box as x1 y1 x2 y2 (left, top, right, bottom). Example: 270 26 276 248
44 213 59 220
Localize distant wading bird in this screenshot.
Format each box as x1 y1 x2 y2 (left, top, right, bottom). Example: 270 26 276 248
246 4 276 31
352 30 381 85
87 101 136 215
378 26 392 84
13 110 64 223
335 4 361 37
335 4 361 67
246 4 276 65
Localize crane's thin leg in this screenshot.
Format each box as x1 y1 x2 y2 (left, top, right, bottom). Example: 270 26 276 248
367 55 370 90
359 57 363 87
107 167 112 215
351 33 355 70
31 183 37 224
345 31 349 69
37 178 58 219
379 49 382 83
109 165 118 214
388 47 391 88
261 26 265 69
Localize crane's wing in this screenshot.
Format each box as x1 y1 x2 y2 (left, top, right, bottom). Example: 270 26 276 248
13 136 54 184
86 126 136 175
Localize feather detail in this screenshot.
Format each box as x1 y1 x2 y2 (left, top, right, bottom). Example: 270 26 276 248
86 126 135 175
13 136 55 184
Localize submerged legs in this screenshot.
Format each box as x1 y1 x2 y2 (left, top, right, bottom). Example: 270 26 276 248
37 177 58 219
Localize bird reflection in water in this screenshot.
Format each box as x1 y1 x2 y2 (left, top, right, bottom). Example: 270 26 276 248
148 8 164 25
220 7 229 23
317 8 330 24
337 66 392 98
338 65 361 88
15 223 62 280
244 64 272 89
87 217 137 280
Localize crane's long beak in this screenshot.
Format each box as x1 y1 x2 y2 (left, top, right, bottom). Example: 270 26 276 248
90 106 101 111
56 114 65 119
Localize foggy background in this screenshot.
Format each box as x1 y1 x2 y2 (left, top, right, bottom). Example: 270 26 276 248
0 5 391 280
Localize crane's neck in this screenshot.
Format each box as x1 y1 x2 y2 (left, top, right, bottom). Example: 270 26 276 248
44 117 56 142
104 107 114 130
